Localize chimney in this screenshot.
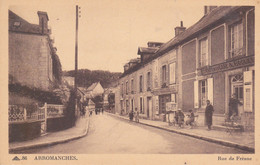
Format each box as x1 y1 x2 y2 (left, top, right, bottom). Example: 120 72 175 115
204 6 217 15
174 21 186 37
37 11 49 34
124 63 130 72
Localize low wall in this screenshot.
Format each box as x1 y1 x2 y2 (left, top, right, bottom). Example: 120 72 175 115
9 121 41 142
47 117 67 132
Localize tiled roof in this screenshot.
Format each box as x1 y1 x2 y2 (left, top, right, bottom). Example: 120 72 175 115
9 10 41 34
120 6 251 78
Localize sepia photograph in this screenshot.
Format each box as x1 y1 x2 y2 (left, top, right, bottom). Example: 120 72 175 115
0 0 259 164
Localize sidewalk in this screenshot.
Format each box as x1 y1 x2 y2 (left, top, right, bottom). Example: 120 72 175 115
9 116 89 153
108 113 255 153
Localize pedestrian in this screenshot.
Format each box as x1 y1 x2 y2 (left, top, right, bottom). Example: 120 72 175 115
176 108 184 128
205 100 214 130
129 111 133 121
134 108 139 123
186 109 195 127
228 93 243 121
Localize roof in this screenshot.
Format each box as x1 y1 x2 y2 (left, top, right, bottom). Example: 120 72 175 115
86 82 99 92
155 6 241 55
9 10 41 34
120 6 252 78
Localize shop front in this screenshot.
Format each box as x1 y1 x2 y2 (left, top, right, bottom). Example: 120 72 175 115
199 55 254 131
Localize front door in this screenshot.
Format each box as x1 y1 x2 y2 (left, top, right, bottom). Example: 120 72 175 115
231 74 244 114
147 97 152 118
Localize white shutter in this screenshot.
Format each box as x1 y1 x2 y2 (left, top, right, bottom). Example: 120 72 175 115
171 94 176 103
194 81 199 108
208 78 213 105
244 71 253 112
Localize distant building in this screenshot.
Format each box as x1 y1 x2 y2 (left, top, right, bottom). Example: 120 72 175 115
86 82 104 98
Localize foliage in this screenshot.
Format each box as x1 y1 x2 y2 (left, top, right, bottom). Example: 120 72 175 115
9 83 62 104
63 89 76 128
63 69 122 88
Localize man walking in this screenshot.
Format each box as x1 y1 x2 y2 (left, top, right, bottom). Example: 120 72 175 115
205 100 214 130
228 94 243 120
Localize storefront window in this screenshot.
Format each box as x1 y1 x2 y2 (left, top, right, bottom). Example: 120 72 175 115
159 94 171 114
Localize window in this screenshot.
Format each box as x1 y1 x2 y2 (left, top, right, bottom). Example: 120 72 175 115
126 81 128 94
121 83 124 96
199 38 208 67
147 72 151 91
161 65 168 88
131 79 134 93
199 80 208 108
230 22 243 58
169 63 176 84
139 75 143 92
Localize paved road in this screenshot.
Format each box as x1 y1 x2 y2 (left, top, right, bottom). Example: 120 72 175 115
21 113 249 154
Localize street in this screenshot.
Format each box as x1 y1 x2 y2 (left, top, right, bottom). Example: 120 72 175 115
20 113 249 154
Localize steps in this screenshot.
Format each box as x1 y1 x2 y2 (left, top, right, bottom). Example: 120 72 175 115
213 122 244 132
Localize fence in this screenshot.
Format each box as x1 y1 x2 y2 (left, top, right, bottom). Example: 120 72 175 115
8 103 65 124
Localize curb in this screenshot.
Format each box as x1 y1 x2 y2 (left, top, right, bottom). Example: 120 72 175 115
108 113 255 153
9 118 90 153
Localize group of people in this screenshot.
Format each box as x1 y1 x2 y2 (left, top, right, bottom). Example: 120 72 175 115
127 93 242 131
205 93 242 131
129 108 139 122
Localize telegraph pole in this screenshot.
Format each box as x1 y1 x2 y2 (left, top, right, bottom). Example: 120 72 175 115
74 5 79 117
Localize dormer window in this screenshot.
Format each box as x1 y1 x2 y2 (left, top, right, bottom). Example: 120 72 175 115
13 21 21 27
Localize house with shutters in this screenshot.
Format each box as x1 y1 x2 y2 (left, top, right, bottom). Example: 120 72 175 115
115 6 255 131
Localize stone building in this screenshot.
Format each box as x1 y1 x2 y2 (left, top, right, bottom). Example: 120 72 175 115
9 10 61 91
115 6 255 131
9 10 62 104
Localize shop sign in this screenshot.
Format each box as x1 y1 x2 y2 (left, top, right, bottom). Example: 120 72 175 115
201 55 254 75
166 102 177 112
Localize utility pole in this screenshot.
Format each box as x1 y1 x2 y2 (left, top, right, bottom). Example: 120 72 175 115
74 5 79 117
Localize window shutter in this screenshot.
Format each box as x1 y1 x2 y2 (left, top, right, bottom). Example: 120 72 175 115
208 78 213 104
166 65 169 86
194 80 199 108
171 94 176 103
243 71 253 112
160 67 162 87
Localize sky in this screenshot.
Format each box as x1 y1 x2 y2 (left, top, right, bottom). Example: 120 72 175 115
9 0 204 73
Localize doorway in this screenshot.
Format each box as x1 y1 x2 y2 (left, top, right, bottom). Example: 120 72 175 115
147 97 152 119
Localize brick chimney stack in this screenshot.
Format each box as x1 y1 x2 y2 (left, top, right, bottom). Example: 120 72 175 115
174 21 186 37
37 11 49 35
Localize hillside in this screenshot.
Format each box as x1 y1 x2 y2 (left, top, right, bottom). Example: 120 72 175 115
63 69 122 88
